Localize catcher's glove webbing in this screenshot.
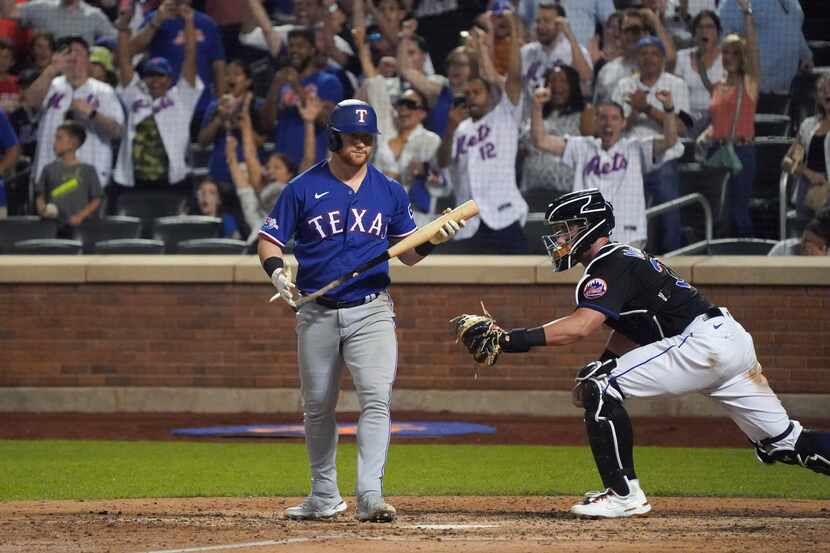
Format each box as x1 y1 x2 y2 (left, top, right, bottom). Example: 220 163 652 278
450 303 506 366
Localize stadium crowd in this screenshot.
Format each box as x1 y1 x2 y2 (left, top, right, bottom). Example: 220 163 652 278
0 0 826 256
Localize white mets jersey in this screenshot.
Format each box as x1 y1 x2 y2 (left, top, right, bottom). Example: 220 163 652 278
114 74 205 187
562 136 662 246
449 91 528 239
33 76 124 187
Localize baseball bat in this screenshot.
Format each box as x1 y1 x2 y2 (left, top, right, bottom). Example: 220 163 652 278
272 200 480 309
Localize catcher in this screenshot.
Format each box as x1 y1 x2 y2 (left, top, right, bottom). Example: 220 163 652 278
452 188 830 518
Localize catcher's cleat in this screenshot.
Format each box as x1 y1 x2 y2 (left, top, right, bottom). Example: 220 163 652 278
570 485 651 518
284 496 347 520
356 495 397 523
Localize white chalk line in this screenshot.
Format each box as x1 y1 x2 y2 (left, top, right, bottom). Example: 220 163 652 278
140 537 319 553
139 522 505 552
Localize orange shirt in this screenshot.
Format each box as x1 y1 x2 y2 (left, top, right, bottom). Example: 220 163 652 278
709 80 756 140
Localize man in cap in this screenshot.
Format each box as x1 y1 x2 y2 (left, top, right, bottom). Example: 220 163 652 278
112 3 203 191
612 35 691 253
24 34 124 190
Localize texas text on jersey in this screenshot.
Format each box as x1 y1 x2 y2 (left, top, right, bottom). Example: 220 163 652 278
575 243 713 345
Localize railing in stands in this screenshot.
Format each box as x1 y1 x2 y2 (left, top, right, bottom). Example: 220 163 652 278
646 193 713 257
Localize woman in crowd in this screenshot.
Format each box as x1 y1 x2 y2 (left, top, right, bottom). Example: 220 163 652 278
354 24 444 225
519 64 594 194
699 0 759 237
791 74 830 219
197 59 263 188
226 93 316 243
589 10 623 77
673 10 724 137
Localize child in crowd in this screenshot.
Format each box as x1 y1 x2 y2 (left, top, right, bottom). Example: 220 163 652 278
35 121 102 233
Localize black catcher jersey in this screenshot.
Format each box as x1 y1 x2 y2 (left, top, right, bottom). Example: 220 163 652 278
575 243 714 345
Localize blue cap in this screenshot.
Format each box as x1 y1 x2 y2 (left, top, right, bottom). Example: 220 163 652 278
329 99 380 135
140 57 174 78
490 0 512 14
636 36 665 54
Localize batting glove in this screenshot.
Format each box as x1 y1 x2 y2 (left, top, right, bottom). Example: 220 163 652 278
269 267 297 308
430 218 465 245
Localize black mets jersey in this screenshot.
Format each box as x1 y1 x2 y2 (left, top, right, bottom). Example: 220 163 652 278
575 243 713 345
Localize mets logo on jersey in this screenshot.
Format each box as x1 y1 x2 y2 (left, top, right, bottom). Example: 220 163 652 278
583 278 608 300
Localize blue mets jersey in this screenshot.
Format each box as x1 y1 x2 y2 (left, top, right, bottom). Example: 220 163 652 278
258 161 417 302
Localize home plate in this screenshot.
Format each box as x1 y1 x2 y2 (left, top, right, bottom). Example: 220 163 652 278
406 524 501 530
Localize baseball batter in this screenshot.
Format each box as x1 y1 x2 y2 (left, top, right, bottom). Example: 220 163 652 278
258 99 463 522
452 188 830 518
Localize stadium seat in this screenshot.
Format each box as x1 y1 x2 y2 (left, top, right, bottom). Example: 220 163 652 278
115 189 189 237
12 239 82 255
73 216 142 254
751 137 792 238
152 215 222 253
755 114 791 137
0 216 58 253
682 238 779 255
93 238 165 254
767 237 801 256
176 238 248 254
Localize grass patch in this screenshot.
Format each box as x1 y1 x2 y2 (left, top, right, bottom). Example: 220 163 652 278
1 441 828 501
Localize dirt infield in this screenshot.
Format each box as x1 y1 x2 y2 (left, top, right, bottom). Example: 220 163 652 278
2 413 829 552
2 496 829 553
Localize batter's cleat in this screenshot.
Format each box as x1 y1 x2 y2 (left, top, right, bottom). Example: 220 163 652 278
356 495 397 523
284 496 347 520
570 485 651 518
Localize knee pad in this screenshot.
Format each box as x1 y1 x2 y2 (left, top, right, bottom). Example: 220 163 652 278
572 359 622 409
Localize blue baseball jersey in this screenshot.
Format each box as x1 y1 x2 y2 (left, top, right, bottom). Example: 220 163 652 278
258 161 417 302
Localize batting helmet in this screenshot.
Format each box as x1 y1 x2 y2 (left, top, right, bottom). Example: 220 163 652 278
328 99 380 151
543 189 615 272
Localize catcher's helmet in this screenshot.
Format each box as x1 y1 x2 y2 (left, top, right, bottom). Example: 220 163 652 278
328 99 380 151
543 188 615 272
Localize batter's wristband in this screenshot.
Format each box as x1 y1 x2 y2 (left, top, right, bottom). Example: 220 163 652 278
263 256 284 277
415 242 436 257
501 326 546 353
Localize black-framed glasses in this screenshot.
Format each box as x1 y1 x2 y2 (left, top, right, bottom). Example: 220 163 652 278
395 98 425 110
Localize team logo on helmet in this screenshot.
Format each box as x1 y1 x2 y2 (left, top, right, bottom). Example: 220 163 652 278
356 109 368 123
583 278 608 300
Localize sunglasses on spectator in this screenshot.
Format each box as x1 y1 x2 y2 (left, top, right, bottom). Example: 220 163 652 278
623 25 645 35
395 98 425 110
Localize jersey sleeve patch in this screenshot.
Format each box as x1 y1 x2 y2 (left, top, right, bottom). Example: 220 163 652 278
583 277 608 300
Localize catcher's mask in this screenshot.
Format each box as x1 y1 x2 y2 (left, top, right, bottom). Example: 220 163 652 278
542 189 615 272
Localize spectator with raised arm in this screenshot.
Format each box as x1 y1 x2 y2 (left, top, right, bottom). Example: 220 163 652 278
519 64 594 194
588 10 622 71
25 35 124 189
0 0 116 45
719 0 812 106
612 36 690 252
112 3 204 192
198 59 264 187
531 90 679 249
594 8 676 103
519 0 614 48
226 92 314 242
699 0 759 237
261 27 343 168
521 0 593 102
438 11 528 254
672 10 724 137
129 0 225 132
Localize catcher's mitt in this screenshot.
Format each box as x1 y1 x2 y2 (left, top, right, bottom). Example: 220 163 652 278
450 302 506 366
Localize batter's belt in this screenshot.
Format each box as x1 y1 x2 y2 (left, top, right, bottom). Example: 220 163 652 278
314 292 380 310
